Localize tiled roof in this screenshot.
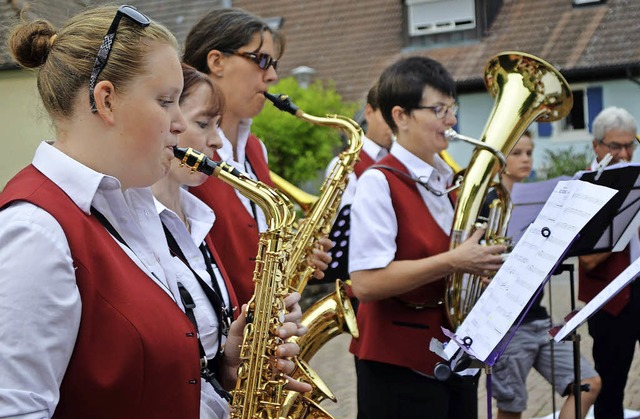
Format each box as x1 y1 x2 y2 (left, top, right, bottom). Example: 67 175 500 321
2 1 639 101
416 0 640 90
234 0 404 104
236 0 640 99
0 0 223 70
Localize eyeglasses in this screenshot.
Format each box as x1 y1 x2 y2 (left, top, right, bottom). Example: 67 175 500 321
89 5 151 113
223 50 279 71
598 140 636 153
414 102 459 120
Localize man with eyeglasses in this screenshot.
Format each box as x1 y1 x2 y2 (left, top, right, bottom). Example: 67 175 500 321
578 106 640 419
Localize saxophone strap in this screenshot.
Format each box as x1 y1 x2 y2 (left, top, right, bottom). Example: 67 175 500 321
91 208 231 400
162 224 233 402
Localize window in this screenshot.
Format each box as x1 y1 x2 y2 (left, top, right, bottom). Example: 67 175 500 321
406 0 476 36
537 85 602 138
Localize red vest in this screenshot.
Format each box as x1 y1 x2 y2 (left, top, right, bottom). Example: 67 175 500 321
190 134 274 307
354 150 375 178
350 155 450 375
0 166 201 419
204 235 240 318
579 247 631 316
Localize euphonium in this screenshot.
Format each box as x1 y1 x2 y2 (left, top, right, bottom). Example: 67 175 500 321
445 51 573 330
173 146 296 419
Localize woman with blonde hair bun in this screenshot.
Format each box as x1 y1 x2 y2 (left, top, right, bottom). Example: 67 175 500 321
0 5 305 418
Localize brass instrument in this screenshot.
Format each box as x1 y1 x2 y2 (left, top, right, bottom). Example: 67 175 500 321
270 170 319 215
174 146 296 419
445 51 573 329
264 92 363 417
264 91 363 294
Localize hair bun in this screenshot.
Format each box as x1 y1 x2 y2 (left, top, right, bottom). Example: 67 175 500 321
9 20 57 68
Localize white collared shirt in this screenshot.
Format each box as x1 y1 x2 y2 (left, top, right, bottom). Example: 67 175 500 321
0 142 226 418
155 190 231 419
325 135 389 209
349 142 454 273
0 142 178 417
216 122 268 233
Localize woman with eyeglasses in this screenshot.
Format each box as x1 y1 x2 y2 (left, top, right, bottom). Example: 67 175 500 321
0 5 305 418
183 8 333 308
348 56 507 419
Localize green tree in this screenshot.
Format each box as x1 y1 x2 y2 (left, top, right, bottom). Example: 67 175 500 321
538 146 591 179
252 77 359 186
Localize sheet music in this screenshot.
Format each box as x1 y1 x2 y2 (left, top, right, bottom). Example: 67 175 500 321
553 255 640 342
452 180 617 362
507 176 572 244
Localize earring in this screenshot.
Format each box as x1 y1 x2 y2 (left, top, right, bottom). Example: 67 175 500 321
217 73 223 78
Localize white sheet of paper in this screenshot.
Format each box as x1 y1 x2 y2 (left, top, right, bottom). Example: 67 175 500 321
452 180 617 362
553 256 640 342
508 176 572 245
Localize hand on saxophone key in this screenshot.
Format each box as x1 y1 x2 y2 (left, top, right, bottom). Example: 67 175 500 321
307 236 334 280
220 293 313 393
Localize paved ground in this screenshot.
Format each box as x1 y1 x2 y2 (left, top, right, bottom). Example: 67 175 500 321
308 259 640 418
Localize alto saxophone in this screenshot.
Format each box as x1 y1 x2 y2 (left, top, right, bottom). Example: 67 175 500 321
173 146 296 419
264 92 363 417
264 91 363 294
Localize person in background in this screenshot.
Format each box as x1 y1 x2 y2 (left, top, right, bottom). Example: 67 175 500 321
0 5 307 418
321 83 393 288
183 8 332 307
485 130 601 419
348 55 507 419
578 106 639 419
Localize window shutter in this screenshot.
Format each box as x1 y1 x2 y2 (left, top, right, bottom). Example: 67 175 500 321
538 122 552 137
587 86 603 133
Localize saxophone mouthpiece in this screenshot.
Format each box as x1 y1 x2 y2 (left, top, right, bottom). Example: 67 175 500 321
173 146 216 176
264 91 300 116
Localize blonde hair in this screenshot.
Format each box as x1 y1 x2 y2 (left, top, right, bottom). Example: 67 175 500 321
8 5 177 120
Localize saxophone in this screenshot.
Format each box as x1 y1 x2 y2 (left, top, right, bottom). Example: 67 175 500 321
264 92 363 417
173 146 297 419
264 91 363 294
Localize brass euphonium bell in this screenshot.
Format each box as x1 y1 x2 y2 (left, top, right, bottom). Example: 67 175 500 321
445 51 573 330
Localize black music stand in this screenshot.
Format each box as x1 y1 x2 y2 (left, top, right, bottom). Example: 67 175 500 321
568 162 640 257
436 175 624 419
557 163 640 418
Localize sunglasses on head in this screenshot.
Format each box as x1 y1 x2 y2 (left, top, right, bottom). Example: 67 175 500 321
222 50 279 71
89 5 151 113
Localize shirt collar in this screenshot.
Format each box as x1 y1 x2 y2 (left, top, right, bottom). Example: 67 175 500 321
32 141 119 215
390 142 453 187
154 189 215 246
362 136 389 162
216 118 253 166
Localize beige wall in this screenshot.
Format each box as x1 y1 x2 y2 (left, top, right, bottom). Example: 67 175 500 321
0 69 54 190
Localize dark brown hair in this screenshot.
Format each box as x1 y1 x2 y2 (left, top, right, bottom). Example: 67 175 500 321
183 7 285 74
180 63 225 119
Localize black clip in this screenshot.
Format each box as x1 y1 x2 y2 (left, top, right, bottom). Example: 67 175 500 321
462 336 473 348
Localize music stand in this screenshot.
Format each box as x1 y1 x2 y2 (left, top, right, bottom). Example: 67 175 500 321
559 162 640 418
568 162 640 257
437 179 618 419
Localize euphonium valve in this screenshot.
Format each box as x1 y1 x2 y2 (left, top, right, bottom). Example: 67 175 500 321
445 51 573 329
